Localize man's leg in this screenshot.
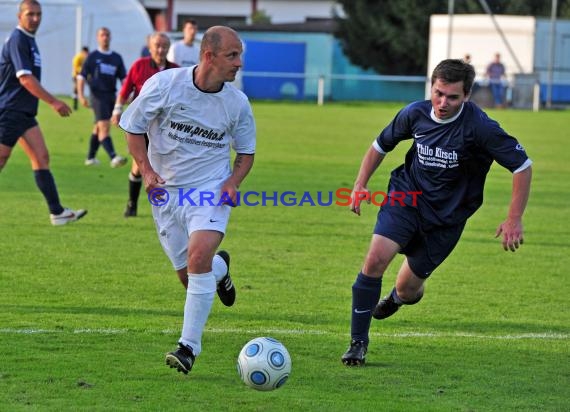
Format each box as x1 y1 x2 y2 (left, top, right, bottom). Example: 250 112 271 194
98 120 126 167
19 126 63 215
166 230 223 374
125 135 148 217
0 143 13 171
125 162 142 217
19 126 86 224
85 124 100 165
373 220 465 319
342 234 400 366
173 249 233 298
373 259 425 320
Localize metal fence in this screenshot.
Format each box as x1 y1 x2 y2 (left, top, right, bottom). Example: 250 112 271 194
239 71 427 104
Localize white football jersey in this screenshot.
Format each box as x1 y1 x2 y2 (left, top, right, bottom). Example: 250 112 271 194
119 66 256 190
166 41 200 67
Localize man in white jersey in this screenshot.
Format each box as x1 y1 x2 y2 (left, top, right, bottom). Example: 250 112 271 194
119 26 255 375
167 19 200 67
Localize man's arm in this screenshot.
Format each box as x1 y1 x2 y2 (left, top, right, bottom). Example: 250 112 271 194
76 76 90 108
495 166 532 252
351 145 385 215
221 153 255 206
19 74 71 116
111 95 125 125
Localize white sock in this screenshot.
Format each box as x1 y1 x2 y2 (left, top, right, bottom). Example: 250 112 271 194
212 254 228 283
179 272 216 357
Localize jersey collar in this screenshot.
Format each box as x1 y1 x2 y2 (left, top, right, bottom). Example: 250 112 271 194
16 26 35 38
430 103 464 124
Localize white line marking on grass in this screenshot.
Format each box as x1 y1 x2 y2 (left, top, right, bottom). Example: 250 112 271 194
0 328 567 340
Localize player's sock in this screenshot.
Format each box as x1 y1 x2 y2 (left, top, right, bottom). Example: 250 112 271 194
350 272 382 344
34 169 64 215
212 253 228 282
128 172 142 205
179 272 216 357
390 287 403 305
87 133 99 159
101 136 117 159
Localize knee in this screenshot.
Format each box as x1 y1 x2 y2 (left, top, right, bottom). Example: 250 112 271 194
362 253 391 276
36 152 50 168
187 248 214 273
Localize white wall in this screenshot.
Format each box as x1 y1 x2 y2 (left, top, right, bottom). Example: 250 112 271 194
428 14 536 83
0 0 154 95
141 0 341 25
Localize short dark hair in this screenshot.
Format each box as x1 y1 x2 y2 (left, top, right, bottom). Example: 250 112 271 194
431 59 476 95
183 19 197 28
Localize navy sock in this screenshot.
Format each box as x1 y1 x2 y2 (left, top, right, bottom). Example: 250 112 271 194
87 133 99 159
101 136 116 159
128 172 142 204
350 272 382 344
34 169 64 215
390 287 403 305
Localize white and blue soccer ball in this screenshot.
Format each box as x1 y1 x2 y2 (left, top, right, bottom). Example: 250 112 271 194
237 337 291 391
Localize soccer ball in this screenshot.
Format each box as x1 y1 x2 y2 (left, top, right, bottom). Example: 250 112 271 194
237 337 291 391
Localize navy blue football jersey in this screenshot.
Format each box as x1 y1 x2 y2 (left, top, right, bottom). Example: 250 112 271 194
376 100 531 227
0 28 42 115
81 49 126 95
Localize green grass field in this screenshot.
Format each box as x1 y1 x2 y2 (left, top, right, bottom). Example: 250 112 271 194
1 99 569 411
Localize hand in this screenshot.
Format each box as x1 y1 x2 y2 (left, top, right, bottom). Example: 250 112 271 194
143 171 166 194
350 185 371 216
220 180 239 207
52 99 72 117
111 113 121 126
495 217 524 252
80 96 90 108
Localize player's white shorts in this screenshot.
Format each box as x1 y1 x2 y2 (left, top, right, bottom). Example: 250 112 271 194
152 189 232 270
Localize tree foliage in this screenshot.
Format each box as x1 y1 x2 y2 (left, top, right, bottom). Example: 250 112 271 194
334 0 570 75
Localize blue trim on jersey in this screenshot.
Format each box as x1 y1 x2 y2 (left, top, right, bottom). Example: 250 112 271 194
0 27 41 115
80 49 126 95
376 100 530 227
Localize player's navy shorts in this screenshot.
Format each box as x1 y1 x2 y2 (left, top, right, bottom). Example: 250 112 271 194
0 110 38 147
90 92 115 121
374 204 465 279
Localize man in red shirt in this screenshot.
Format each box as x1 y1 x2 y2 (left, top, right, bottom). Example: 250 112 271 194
112 32 179 217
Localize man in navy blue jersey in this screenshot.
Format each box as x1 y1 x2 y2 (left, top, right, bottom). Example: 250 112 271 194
0 0 86 226
341 59 532 366
77 27 127 168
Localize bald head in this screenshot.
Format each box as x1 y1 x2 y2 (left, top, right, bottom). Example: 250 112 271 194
194 25 243 89
149 32 170 47
200 26 240 56
19 0 40 12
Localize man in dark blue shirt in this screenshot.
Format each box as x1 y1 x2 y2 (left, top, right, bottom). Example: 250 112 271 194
0 0 86 226
77 27 127 168
341 59 532 366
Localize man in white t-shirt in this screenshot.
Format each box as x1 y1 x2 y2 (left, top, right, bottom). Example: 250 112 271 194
167 19 200 67
119 26 256 375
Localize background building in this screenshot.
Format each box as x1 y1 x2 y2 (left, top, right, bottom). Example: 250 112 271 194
139 0 342 30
